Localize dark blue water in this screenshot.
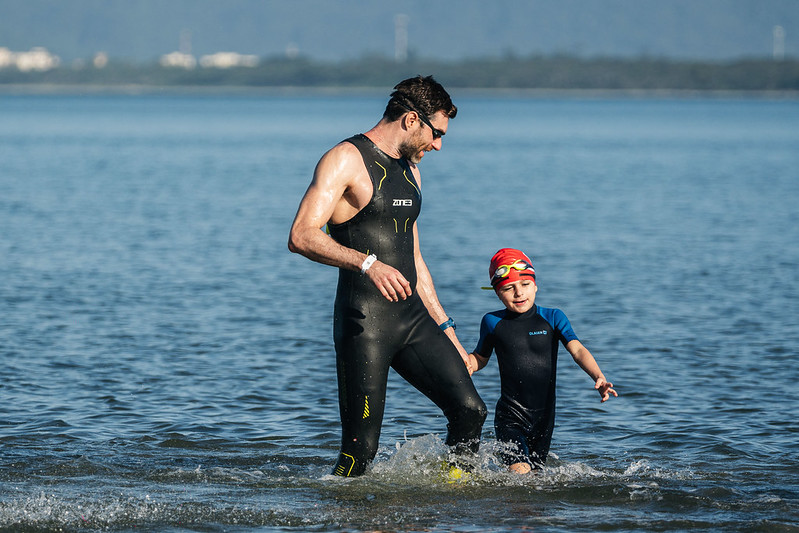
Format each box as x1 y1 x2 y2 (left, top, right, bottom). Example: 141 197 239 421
1 92 798 532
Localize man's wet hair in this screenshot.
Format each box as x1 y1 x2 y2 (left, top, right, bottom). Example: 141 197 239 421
384 75 457 122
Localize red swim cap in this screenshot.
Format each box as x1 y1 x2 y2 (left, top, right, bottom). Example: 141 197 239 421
489 248 536 288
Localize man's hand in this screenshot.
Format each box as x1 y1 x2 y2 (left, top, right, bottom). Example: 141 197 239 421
595 378 618 402
365 260 413 302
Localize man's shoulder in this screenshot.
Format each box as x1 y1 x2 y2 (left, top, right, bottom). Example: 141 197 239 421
326 137 363 159
316 138 368 180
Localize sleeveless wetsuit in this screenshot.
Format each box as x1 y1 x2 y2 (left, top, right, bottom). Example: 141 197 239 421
473 304 578 468
326 134 486 476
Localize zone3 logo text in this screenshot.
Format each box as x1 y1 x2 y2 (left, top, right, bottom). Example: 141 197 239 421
393 199 413 206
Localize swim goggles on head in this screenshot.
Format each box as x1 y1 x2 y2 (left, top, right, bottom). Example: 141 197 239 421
491 259 535 285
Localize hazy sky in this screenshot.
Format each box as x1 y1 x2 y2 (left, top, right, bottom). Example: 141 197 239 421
0 0 797 62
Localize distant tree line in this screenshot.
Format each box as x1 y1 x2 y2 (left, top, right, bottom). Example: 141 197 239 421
1 55 798 92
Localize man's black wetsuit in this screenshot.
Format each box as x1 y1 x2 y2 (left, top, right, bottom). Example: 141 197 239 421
326 134 486 476
473 304 578 468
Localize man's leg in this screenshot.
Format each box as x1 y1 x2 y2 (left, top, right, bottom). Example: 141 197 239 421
392 323 486 452
332 336 391 476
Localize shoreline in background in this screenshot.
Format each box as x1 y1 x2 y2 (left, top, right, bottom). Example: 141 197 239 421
2 56 798 94
1 84 798 100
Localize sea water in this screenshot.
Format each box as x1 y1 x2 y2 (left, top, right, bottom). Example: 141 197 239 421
1 91 797 531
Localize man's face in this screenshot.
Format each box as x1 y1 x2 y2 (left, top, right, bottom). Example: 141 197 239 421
399 111 448 164
495 279 538 314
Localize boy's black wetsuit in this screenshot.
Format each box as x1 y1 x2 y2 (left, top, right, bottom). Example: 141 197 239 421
326 134 486 477
473 304 578 468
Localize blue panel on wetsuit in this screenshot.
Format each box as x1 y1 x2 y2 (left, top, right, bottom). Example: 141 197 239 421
473 304 579 415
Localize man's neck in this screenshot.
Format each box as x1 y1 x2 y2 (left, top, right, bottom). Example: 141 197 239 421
363 121 403 159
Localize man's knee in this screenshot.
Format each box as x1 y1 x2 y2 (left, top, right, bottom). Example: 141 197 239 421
445 396 487 441
466 395 488 425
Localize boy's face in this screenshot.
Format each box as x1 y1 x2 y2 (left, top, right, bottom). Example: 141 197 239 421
495 279 537 314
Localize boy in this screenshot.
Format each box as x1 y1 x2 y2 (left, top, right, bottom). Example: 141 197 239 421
467 248 617 474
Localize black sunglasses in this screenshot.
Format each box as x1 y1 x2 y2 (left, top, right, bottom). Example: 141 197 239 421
396 101 445 140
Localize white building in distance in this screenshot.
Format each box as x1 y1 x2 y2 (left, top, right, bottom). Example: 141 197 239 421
93 52 109 69
0 47 60 71
160 50 259 69
159 51 197 69
199 52 258 68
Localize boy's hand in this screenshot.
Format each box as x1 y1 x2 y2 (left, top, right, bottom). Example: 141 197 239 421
595 378 617 402
460 351 475 375
463 356 474 376
441 327 474 375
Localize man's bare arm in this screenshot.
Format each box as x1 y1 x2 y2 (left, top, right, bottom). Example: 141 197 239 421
288 144 364 268
412 221 471 366
288 143 412 301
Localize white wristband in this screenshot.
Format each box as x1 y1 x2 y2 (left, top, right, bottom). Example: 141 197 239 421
360 254 377 274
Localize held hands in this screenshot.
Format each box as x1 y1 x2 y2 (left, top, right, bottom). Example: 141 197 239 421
364 259 413 302
361 255 475 375
460 350 475 376
463 357 475 376
595 377 618 402
439 323 474 375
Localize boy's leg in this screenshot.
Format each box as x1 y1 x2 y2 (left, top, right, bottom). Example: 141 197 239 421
526 413 555 468
495 417 533 471
495 404 556 472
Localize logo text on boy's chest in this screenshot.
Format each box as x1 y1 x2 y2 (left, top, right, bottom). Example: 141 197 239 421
529 330 547 336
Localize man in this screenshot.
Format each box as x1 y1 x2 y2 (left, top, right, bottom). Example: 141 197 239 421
288 75 486 477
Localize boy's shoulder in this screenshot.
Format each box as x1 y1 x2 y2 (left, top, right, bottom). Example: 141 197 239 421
535 305 579 340
483 308 512 322
483 304 564 318
535 304 568 320
480 308 507 333
484 305 570 326
534 303 557 312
